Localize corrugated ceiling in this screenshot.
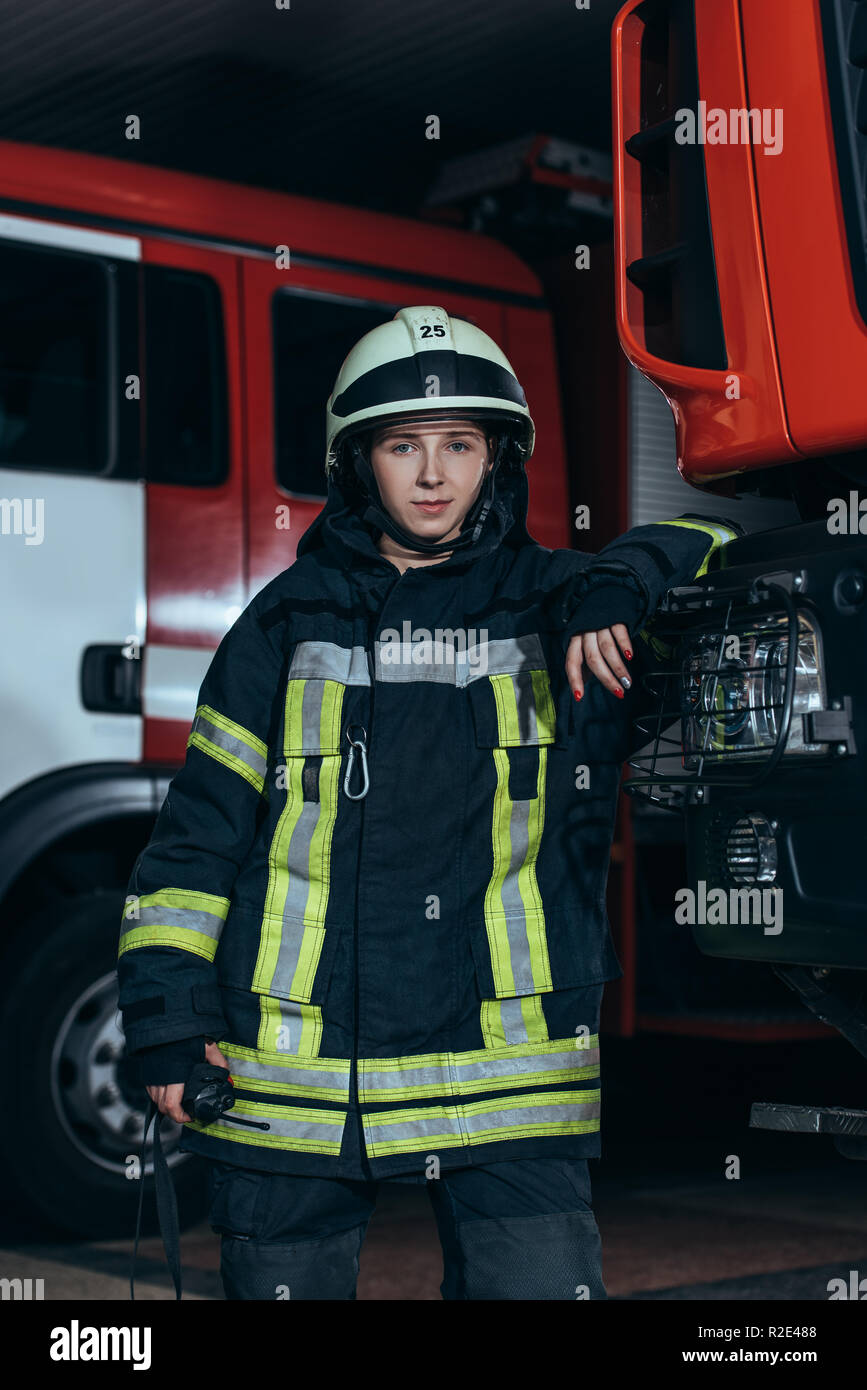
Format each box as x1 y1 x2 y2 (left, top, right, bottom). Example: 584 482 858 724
0 0 621 212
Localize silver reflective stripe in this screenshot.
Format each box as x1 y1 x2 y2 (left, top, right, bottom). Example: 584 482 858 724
464 635 547 685
284 803 321 921
496 800 536 994
375 641 464 684
191 710 268 784
266 790 328 996
358 1045 600 1098
200 1105 346 1148
300 679 325 750
504 672 546 743
136 905 225 942
499 997 532 1045
373 633 548 687
362 1092 601 1150
273 909 316 988
462 1097 600 1136
366 1110 458 1144
258 998 318 1057
222 1051 350 1098
288 642 371 684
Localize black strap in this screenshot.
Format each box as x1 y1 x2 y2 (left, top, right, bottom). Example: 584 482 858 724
130 1100 183 1301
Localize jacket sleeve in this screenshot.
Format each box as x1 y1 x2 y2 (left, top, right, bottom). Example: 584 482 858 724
117 597 284 1055
135 1035 208 1086
558 513 743 650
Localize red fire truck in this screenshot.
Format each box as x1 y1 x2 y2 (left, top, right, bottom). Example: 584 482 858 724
0 143 571 1233
612 0 867 1156
2 0 863 1234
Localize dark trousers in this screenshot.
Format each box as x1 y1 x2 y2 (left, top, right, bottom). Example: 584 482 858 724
206 1155 607 1300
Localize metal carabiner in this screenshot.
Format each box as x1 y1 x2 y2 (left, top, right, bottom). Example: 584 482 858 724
343 724 370 800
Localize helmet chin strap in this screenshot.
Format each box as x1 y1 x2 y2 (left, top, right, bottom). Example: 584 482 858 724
347 435 504 557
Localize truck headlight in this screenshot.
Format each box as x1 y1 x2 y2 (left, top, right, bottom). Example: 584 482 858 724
682 612 826 765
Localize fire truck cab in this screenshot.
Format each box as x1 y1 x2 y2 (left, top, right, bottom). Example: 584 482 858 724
0 141 569 1232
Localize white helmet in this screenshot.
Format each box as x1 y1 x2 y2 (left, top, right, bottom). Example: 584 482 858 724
325 305 535 474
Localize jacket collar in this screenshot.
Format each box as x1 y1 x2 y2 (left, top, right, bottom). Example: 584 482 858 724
295 466 534 579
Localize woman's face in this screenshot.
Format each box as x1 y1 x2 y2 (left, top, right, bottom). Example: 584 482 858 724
368 418 495 543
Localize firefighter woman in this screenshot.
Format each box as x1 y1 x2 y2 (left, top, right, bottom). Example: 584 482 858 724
118 306 739 1300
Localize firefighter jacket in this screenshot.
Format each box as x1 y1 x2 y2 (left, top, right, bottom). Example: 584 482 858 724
117 465 739 1181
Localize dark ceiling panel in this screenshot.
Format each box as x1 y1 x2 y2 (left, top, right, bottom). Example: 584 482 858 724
0 0 622 212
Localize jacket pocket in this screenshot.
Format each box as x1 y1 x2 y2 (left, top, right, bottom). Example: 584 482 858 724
282 677 346 755
465 666 558 999
218 905 345 1006
467 661 567 750
467 902 622 998
465 656 615 998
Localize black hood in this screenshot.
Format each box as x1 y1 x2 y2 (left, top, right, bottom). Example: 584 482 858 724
295 461 534 577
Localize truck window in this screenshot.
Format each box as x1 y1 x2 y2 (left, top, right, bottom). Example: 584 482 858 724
272 290 396 499
143 265 228 486
0 240 108 475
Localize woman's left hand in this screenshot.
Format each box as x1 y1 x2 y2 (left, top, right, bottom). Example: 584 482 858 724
566 624 633 701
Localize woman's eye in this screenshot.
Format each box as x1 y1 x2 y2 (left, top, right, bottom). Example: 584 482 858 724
448 441 469 452
393 443 414 454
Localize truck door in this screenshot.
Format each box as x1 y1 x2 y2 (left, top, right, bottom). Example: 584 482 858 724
239 257 541 593
137 241 245 765
0 213 144 800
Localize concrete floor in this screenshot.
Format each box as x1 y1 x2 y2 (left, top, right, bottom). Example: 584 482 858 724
4 1031 865 1299
2 1159 865 1300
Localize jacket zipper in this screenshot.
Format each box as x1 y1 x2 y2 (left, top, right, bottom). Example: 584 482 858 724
347 568 402 1176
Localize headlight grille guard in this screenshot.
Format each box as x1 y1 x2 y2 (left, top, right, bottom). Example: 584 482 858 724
623 577 804 811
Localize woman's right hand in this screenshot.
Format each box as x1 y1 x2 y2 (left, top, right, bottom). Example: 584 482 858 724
146 1041 230 1123
146 1082 191 1124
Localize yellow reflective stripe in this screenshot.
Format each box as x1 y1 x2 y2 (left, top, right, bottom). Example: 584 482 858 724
519 750 549 982
481 997 551 1048
187 703 268 794
133 888 230 915
358 1036 597 1102
256 996 324 1058
255 757 306 990
488 670 556 746
117 925 218 961
299 1007 323 1057
218 1040 349 1100
362 1089 600 1157
304 738 340 933
285 678 305 746
655 518 740 577
284 678 344 754
118 888 229 960
196 704 267 758
188 1097 345 1154
254 682 344 1000
481 999 505 1048
486 747 515 994
519 993 550 1043
530 668 557 741
490 673 519 743
359 1035 599 1076
483 747 552 996
257 994 280 1052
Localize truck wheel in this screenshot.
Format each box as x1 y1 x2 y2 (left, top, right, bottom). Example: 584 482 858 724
0 888 208 1238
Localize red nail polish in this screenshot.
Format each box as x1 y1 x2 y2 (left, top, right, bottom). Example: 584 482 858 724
624 649 632 661
614 687 624 698
573 689 582 701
